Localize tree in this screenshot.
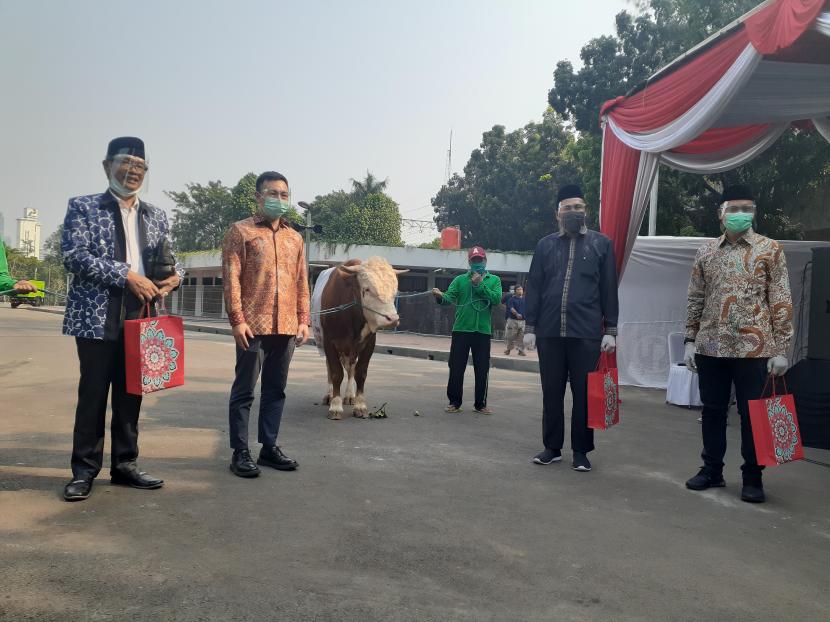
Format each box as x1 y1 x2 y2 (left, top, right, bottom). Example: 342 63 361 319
167 181 234 251
329 194 403 246
546 0 829 240
350 171 389 198
431 109 580 251
306 175 403 246
43 225 63 262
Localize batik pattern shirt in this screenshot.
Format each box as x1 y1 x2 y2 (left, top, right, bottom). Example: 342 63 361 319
222 215 310 336
685 230 793 358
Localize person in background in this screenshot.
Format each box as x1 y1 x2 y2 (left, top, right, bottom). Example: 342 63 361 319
504 285 526 356
222 171 310 478
0 240 38 295
432 246 503 415
525 184 618 473
683 184 793 504
61 136 182 502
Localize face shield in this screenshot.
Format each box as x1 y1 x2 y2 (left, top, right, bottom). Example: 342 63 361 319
258 187 292 220
107 154 149 198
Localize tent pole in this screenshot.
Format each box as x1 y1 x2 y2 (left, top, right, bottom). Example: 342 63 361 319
648 166 659 236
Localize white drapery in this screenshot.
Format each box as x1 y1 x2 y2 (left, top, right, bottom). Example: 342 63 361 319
661 123 788 173
815 11 830 37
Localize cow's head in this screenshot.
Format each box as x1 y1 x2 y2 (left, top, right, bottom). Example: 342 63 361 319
338 257 407 331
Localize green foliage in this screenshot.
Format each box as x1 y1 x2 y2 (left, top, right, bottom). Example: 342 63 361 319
306 173 403 246
350 172 389 198
431 109 580 251
329 194 403 246
418 237 442 249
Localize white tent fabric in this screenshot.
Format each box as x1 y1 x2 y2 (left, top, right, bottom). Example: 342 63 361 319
715 61 830 126
815 11 830 36
616 236 830 388
814 116 830 142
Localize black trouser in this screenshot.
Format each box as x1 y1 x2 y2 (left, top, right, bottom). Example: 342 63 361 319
447 331 491 409
228 335 295 450
71 336 142 479
537 337 600 454
696 355 767 480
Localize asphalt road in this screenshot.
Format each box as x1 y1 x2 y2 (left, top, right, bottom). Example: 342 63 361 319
1 307 829 621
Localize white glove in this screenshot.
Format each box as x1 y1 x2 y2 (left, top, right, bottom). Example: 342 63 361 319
767 356 788 377
684 342 697 372
600 335 616 353
523 333 536 351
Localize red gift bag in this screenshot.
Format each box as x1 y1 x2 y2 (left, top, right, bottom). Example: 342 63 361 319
748 376 804 467
588 352 620 430
125 303 185 396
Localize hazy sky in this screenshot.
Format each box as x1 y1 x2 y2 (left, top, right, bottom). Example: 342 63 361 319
0 0 630 245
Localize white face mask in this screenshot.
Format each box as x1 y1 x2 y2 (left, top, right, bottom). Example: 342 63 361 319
109 173 140 197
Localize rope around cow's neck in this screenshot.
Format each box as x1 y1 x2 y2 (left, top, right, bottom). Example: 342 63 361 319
309 287 493 319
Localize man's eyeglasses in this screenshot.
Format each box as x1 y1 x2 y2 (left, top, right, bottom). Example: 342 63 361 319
721 203 756 214
110 156 149 172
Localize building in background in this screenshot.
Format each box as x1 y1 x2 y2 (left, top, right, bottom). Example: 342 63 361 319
16 208 41 259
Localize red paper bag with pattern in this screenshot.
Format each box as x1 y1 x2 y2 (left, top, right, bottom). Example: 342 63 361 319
587 352 620 430
748 376 804 467
125 303 185 396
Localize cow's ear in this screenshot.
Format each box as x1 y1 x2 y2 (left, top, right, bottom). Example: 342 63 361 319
394 269 409 275
337 265 359 277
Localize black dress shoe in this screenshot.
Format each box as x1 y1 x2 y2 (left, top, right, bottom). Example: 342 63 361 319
685 468 725 491
230 448 260 478
111 466 164 489
257 446 298 471
64 478 93 502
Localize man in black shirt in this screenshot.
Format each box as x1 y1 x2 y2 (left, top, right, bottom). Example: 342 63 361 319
525 184 619 472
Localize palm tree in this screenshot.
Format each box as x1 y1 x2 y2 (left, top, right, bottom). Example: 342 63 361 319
350 171 389 198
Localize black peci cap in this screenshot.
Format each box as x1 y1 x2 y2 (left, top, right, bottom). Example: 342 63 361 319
556 184 584 204
106 136 145 160
721 184 754 203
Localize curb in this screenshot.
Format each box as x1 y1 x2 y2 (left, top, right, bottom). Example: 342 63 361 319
22 307 539 374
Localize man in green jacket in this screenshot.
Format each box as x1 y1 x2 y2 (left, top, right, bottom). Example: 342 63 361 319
0 240 37 295
432 246 503 414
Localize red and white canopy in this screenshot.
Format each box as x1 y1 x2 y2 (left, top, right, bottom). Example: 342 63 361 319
600 0 830 277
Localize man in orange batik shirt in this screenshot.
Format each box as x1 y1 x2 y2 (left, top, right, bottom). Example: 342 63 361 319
222 171 310 479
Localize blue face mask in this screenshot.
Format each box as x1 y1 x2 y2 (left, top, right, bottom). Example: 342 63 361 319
470 262 486 275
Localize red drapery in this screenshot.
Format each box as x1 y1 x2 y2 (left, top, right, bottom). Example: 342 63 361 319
670 124 772 154
600 127 643 275
744 0 828 55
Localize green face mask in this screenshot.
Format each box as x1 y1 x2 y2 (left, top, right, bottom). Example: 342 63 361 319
470 262 486 275
724 212 753 234
263 197 290 220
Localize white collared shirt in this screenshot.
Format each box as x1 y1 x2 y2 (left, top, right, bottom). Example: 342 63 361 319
111 190 144 276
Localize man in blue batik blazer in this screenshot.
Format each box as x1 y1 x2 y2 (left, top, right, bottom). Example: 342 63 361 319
61 136 184 502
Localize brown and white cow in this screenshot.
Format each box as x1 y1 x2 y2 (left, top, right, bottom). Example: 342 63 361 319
319 257 406 419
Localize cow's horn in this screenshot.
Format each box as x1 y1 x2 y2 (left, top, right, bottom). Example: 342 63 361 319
394 268 410 275
338 264 360 274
